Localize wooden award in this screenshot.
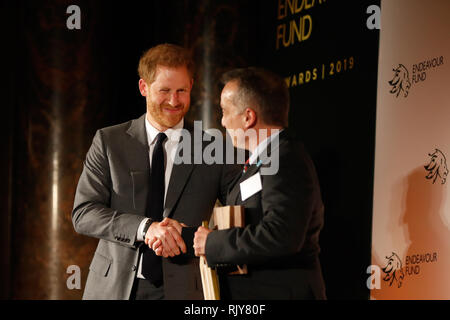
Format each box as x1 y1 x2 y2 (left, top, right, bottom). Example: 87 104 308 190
199 205 246 300
199 220 220 300
210 205 247 275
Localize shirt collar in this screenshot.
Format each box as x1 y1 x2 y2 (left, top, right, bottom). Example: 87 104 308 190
145 114 184 146
248 129 283 165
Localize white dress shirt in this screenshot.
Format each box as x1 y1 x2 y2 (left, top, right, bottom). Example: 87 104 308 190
136 115 184 279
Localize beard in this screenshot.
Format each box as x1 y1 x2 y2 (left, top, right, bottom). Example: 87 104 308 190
147 100 189 129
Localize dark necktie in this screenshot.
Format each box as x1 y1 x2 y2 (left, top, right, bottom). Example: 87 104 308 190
142 132 167 286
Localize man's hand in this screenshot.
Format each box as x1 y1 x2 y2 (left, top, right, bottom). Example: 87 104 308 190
144 218 187 258
193 226 212 257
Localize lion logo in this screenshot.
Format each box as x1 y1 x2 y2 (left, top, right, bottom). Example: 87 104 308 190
389 64 411 98
382 252 404 288
425 149 448 184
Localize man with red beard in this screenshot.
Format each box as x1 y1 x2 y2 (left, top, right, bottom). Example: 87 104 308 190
72 44 240 300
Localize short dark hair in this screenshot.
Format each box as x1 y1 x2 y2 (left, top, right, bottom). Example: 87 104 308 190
220 67 289 127
138 43 195 83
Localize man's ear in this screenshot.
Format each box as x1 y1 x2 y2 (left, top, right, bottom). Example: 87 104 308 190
244 107 257 129
138 79 148 96
189 78 194 90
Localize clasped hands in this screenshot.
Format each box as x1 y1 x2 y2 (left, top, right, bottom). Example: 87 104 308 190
144 217 212 258
145 217 187 258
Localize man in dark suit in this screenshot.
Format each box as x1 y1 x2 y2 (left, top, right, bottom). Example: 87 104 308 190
72 44 240 300
193 67 326 299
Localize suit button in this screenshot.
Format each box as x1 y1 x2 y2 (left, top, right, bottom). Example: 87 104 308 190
132 265 137 271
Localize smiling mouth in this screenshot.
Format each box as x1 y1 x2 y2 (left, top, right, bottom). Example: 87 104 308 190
163 106 183 113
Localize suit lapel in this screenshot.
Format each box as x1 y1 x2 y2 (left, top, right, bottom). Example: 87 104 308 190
227 130 289 205
163 122 196 218
163 163 195 218
126 114 149 152
228 178 242 205
125 114 151 216
229 164 261 204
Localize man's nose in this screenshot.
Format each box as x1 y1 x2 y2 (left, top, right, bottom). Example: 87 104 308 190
168 92 179 106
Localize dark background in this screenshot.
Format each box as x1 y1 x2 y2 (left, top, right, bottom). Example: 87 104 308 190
1 0 380 299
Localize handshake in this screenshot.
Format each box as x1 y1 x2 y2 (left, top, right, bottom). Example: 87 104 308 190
144 217 212 258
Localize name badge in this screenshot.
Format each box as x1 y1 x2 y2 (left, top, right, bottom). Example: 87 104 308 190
240 172 262 201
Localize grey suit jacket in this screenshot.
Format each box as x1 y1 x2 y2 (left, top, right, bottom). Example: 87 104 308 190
72 114 240 299
205 130 327 299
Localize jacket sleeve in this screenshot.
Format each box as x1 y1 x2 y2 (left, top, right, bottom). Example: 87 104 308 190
180 161 241 258
205 149 320 266
71 130 144 248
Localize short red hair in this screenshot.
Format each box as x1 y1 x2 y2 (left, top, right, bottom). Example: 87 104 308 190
138 43 195 83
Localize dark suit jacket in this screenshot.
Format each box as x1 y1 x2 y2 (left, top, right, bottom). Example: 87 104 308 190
205 129 326 300
72 114 240 299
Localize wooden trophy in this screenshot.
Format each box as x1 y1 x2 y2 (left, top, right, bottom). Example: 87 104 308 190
199 205 246 300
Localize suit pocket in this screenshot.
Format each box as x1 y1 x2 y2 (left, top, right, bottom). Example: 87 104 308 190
131 171 149 212
89 252 112 277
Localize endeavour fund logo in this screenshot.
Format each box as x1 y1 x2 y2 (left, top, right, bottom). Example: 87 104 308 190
382 252 404 288
425 149 448 185
389 64 411 98
367 251 439 290
388 56 444 98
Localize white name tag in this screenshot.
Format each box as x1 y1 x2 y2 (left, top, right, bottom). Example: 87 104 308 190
240 172 262 201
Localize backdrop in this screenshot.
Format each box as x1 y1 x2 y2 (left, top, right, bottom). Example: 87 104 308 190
371 0 450 299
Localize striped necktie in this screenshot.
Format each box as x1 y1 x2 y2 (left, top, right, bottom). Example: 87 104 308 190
243 158 250 174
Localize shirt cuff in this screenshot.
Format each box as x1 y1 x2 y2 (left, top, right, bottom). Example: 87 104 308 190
137 218 151 242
